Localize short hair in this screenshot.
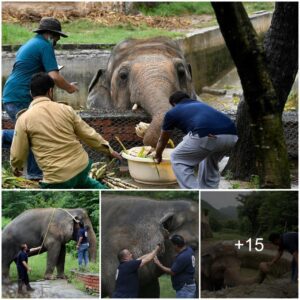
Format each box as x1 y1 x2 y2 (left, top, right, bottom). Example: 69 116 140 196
117 249 129 262
79 220 85 228
30 72 55 97
170 234 185 247
169 91 190 106
20 243 27 251
268 232 281 243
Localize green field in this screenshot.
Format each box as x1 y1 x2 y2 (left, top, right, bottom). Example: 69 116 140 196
159 275 176 298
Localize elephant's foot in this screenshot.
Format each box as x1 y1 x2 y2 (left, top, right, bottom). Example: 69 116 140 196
44 274 56 280
57 274 68 280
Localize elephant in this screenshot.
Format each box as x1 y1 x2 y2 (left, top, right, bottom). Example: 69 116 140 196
2 208 97 283
101 194 199 298
87 36 197 147
201 243 266 291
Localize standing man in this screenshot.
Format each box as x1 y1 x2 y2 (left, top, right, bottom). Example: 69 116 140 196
2 17 78 180
154 91 238 189
76 221 89 271
154 235 196 298
267 232 298 282
113 245 160 298
10 72 121 189
16 243 41 293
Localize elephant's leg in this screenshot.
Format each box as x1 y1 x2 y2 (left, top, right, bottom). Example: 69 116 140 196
56 244 67 279
44 240 62 279
2 260 12 284
139 279 160 298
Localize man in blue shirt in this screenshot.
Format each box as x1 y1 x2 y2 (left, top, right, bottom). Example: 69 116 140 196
268 232 298 282
154 235 196 298
155 91 238 189
16 243 41 293
113 245 160 298
2 17 78 180
76 221 90 271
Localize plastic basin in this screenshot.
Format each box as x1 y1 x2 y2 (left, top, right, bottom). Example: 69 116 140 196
121 147 177 185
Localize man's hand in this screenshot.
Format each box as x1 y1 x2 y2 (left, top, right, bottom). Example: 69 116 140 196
76 245 80 250
13 168 23 177
28 267 32 273
110 150 123 161
68 82 79 93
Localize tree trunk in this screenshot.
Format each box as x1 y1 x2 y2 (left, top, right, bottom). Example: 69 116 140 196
213 3 297 188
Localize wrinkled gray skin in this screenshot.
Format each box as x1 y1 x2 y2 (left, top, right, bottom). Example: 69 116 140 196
2 208 97 283
87 37 196 147
201 243 266 291
101 195 199 298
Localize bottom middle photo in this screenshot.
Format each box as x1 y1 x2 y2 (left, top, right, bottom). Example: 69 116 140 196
101 191 199 299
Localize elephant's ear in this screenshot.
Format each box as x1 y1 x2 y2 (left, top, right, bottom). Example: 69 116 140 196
87 69 112 109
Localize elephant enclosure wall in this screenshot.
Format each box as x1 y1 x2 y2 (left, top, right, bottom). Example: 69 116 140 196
71 270 99 294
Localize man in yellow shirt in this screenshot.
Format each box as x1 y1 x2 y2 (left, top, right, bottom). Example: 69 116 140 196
10 72 121 189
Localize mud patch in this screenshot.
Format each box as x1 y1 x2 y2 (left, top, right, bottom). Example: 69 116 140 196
201 275 298 298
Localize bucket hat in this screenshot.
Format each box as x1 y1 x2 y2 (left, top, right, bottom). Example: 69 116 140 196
33 17 68 37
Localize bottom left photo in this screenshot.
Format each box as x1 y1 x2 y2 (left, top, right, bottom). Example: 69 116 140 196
2 191 100 298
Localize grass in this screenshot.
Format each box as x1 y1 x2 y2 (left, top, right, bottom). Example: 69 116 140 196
2 3 275 45
208 230 249 241
9 251 99 287
2 20 182 45
159 275 176 298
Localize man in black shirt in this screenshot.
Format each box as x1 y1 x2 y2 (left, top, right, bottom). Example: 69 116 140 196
113 245 160 298
154 235 196 298
268 232 298 282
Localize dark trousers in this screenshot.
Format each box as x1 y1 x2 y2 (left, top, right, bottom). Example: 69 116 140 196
18 269 29 285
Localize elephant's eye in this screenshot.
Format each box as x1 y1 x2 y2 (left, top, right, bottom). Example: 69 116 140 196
177 65 186 79
119 71 128 81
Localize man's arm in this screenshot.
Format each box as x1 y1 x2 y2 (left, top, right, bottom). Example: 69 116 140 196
48 70 78 94
155 131 171 163
29 246 42 253
10 119 30 176
70 107 121 159
269 249 284 266
22 261 31 272
138 245 160 268
153 256 175 275
76 236 83 249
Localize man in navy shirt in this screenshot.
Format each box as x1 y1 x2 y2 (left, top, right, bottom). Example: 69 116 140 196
268 232 298 282
16 243 41 293
76 221 90 270
113 245 160 298
155 91 238 189
154 235 196 298
2 17 78 180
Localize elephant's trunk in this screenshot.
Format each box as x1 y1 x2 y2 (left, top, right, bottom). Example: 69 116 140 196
86 219 97 262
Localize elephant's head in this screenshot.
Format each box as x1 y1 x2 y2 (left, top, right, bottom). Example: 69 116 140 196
87 37 196 147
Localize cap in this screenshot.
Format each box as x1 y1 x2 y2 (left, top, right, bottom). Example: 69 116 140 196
33 17 68 37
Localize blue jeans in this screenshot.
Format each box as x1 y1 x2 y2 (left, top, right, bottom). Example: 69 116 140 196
176 283 196 298
3 102 43 180
291 258 298 283
78 243 89 267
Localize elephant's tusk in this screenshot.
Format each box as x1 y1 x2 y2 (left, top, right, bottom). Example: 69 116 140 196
132 103 138 111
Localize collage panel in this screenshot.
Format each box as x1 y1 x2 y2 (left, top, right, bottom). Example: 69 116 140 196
201 191 298 298
2 191 100 298
100 191 199 298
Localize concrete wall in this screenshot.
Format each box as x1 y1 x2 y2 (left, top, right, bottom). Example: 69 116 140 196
179 12 273 93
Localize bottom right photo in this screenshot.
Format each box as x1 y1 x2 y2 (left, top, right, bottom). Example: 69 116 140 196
201 191 298 298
